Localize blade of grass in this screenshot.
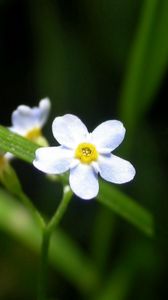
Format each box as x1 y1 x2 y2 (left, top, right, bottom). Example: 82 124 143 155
93 237 157 300
91 207 116 271
0 125 154 236
93 241 147 300
120 0 168 134
94 258 134 300
141 0 168 110
0 188 100 293
98 181 154 237
0 125 38 163
119 0 158 131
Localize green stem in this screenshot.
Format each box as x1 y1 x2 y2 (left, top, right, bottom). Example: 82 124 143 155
47 186 72 234
37 227 50 300
0 160 45 230
37 186 72 300
19 191 45 229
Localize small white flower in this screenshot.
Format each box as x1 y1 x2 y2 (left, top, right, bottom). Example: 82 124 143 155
9 98 51 142
1 98 51 179
4 98 51 161
33 114 136 200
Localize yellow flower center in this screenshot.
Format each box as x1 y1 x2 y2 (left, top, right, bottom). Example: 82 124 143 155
75 143 98 164
26 127 42 141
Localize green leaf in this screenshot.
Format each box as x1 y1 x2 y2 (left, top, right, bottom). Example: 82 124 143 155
0 162 22 196
141 0 168 110
0 125 38 163
98 181 154 237
95 255 134 300
0 124 154 236
0 188 100 293
119 0 168 132
94 241 149 300
91 207 116 271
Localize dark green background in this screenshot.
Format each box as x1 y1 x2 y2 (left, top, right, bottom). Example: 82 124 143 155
0 0 168 299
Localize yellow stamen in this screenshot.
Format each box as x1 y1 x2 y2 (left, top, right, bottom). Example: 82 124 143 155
26 127 42 141
75 143 98 164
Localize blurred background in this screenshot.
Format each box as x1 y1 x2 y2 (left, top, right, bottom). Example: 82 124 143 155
0 0 168 299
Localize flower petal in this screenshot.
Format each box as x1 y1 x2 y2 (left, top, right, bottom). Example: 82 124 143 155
4 152 14 161
99 154 136 184
11 98 51 134
69 164 99 200
52 114 89 148
33 146 73 174
11 105 34 134
38 98 51 127
91 120 126 152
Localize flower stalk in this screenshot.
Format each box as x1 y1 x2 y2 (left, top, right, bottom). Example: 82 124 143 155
37 186 72 300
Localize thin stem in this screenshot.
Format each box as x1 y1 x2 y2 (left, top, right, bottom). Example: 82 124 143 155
0 160 45 230
37 227 50 300
47 186 72 234
37 185 72 300
19 191 45 229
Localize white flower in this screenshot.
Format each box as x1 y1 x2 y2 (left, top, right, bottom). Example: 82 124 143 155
33 114 136 200
3 98 51 161
1 98 51 178
9 97 51 142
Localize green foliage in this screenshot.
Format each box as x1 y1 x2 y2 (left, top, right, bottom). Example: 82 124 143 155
1 0 167 298
0 188 99 293
119 0 168 132
0 162 22 196
0 124 154 236
0 126 38 163
98 182 153 237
